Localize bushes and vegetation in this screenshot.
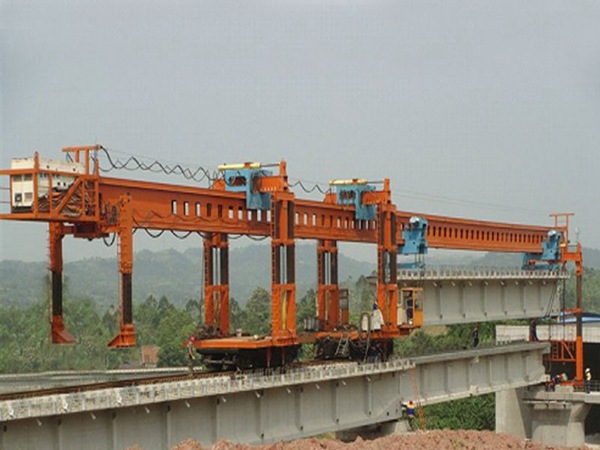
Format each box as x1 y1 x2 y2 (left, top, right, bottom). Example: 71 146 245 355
2 247 600 431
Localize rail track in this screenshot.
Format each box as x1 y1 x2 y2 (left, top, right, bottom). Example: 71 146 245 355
0 359 352 402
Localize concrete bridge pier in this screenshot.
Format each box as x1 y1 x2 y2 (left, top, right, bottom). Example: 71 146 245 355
495 387 531 439
496 387 592 448
530 398 590 447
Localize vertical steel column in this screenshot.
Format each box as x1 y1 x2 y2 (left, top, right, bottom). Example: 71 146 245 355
203 233 230 335
48 221 76 343
317 239 340 331
271 193 297 344
575 259 584 384
376 203 399 334
108 194 136 347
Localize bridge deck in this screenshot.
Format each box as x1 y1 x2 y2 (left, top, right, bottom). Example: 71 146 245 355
0 342 549 450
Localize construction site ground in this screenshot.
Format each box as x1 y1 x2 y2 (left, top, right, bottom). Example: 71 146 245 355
127 429 599 450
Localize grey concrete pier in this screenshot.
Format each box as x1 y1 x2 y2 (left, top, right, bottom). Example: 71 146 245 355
497 386 600 447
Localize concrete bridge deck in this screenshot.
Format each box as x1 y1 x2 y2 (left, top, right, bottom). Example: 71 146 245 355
0 342 548 450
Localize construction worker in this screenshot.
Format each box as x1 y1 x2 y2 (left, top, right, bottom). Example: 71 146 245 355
406 400 416 429
187 335 196 373
529 319 538 341
585 367 592 393
372 303 384 331
472 325 480 348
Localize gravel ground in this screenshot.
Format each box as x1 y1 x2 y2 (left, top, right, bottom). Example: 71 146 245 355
164 430 591 450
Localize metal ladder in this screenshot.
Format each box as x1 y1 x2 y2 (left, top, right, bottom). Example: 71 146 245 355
409 366 427 430
335 335 350 358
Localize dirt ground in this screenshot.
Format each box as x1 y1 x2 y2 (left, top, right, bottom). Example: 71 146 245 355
166 430 591 450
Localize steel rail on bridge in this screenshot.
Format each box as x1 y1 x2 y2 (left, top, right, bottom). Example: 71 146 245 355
0 342 548 450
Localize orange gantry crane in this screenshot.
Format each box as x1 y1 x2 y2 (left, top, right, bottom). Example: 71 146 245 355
0 146 583 374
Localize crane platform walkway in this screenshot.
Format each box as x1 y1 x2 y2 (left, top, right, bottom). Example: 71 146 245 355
0 341 548 450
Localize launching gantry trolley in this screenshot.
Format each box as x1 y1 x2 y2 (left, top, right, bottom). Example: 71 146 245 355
0 146 584 374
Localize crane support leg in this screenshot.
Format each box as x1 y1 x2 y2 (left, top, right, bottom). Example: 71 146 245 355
377 205 399 334
317 240 340 331
49 222 76 344
575 267 583 384
204 233 230 336
271 194 298 346
108 195 136 347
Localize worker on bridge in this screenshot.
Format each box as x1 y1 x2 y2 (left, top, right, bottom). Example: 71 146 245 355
472 325 480 348
187 335 196 373
405 400 416 430
372 303 384 331
585 367 592 393
529 319 538 341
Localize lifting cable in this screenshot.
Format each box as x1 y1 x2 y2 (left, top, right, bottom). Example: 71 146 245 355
97 147 217 184
102 233 117 247
289 179 329 195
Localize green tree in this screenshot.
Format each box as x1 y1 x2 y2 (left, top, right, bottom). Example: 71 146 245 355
230 297 246 331
296 288 316 330
156 307 196 367
134 295 162 345
424 395 495 430
243 286 271 335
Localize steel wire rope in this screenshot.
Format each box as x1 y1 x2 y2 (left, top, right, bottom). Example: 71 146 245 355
94 147 547 218
289 179 329 195
97 147 216 184
396 188 550 216
102 233 117 247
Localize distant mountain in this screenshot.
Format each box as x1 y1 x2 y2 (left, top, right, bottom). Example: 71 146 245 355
2 245 598 310
0 244 374 309
469 246 600 269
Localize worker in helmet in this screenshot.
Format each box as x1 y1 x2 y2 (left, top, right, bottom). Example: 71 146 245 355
472 325 480 348
529 319 538 341
372 302 384 331
405 400 416 430
187 335 196 374
585 367 592 393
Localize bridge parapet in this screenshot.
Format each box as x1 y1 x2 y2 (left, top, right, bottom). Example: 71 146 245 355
399 266 569 281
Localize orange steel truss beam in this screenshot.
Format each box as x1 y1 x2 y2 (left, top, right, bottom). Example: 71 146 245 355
0 146 571 349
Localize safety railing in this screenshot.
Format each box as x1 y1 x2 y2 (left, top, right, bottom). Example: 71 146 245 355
398 266 569 281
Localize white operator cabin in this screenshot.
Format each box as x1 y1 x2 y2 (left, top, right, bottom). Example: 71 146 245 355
10 157 85 210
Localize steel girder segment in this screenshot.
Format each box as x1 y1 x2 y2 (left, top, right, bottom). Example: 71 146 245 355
395 211 552 253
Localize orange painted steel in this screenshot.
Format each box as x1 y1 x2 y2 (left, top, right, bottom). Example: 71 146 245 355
204 233 230 336
48 222 76 344
0 145 576 352
317 239 340 331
